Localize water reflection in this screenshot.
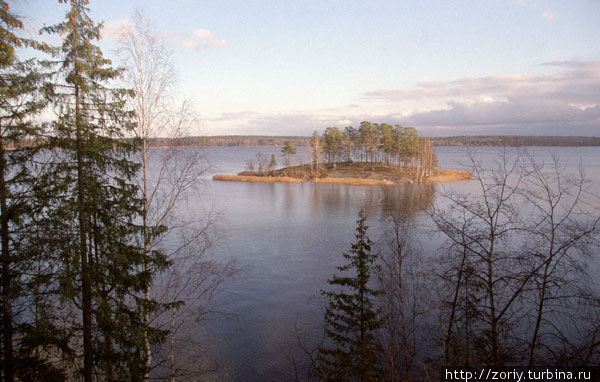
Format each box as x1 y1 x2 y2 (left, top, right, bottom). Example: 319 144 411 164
206 179 437 380
199 146 600 381
299 182 435 219
381 183 435 218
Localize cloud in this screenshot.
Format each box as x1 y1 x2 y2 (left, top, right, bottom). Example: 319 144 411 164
101 20 229 53
206 111 372 136
206 111 260 123
181 29 229 52
406 101 600 126
101 19 133 40
364 61 600 135
200 62 600 136
541 9 557 23
366 61 600 106
540 60 585 68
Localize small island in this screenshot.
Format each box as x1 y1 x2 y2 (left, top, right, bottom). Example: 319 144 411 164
213 162 473 186
213 122 474 186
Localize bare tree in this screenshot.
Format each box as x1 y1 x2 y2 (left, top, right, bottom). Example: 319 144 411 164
256 152 269 175
117 11 237 380
278 314 324 382
430 149 531 365
519 153 600 366
377 210 434 381
429 148 600 367
311 130 322 176
245 158 256 174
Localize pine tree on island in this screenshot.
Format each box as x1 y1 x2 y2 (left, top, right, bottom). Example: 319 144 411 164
281 140 296 168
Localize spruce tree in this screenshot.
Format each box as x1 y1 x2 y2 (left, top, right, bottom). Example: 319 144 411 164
40 1 168 379
317 209 383 381
0 2 53 379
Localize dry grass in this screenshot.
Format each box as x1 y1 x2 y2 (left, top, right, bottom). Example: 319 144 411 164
212 174 305 183
312 177 396 186
426 169 474 182
214 168 474 185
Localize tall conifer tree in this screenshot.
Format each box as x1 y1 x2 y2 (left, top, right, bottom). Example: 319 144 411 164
317 210 382 381
40 1 168 379
0 1 52 379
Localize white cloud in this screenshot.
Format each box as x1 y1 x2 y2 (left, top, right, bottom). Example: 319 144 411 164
102 21 229 53
206 110 397 135
366 61 600 105
181 29 229 52
200 62 600 136
541 9 557 23
364 61 600 135
101 19 133 40
207 112 338 135
206 111 259 124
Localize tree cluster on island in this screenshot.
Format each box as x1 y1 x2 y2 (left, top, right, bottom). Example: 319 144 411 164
317 122 437 178
243 122 438 182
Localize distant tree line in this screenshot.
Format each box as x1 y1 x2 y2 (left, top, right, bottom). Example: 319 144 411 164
432 135 600 147
139 135 600 149
8 134 600 151
147 135 311 148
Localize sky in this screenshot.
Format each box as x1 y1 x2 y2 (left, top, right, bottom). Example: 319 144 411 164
14 0 600 136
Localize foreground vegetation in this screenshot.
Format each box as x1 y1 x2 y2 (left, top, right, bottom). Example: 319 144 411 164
1 2 233 380
297 150 600 380
2 1 598 381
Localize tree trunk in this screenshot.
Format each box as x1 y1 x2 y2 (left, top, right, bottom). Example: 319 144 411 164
0 124 14 382
487 242 499 365
142 127 152 381
76 84 93 382
105 333 114 382
528 261 549 367
170 309 176 382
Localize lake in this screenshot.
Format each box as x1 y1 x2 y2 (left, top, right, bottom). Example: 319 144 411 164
181 145 600 381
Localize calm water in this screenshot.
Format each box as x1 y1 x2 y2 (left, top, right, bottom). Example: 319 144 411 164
188 146 600 381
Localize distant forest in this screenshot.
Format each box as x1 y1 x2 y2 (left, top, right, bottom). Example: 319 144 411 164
147 135 600 147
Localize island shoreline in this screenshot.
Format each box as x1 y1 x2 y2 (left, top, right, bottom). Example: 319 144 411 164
212 168 474 186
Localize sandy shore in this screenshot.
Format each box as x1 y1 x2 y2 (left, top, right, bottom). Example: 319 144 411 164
212 168 473 186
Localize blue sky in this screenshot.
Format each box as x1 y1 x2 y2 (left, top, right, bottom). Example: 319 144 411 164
16 0 600 136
